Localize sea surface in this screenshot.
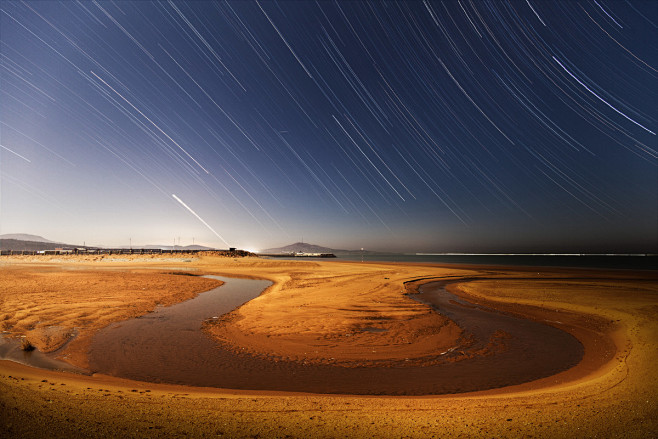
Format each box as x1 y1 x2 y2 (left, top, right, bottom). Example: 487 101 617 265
329 253 657 270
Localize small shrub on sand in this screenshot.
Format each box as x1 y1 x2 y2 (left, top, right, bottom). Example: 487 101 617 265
21 338 35 351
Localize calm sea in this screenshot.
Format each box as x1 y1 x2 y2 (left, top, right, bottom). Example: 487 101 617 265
329 253 657 271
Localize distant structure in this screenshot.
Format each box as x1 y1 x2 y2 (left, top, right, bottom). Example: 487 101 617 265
258 252 336 258
0 247 253 257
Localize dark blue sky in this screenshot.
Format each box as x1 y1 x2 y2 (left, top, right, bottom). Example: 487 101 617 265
1 1 656 253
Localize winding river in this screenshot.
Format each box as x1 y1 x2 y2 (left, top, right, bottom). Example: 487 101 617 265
86 276 585 395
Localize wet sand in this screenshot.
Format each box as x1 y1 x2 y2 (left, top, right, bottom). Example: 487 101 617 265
1 255 657 437
0 262 220 368
88 277 583 394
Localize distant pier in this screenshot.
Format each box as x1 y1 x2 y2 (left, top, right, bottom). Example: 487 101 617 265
0 248 252 257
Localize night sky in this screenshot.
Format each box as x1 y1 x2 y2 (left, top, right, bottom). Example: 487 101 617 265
1 1 656 253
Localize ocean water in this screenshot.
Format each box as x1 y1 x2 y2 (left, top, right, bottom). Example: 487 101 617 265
330 253 657 270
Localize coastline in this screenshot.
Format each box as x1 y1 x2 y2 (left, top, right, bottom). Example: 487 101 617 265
1 255 657 437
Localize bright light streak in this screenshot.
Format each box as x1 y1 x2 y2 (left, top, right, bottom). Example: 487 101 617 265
0 144 31 162
172 194 230 247
553 56 655 135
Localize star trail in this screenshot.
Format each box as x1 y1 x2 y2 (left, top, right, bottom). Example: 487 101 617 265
1 1 656 253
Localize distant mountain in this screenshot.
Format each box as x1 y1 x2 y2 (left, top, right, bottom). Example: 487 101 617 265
0 239 70 251
0 233 56 243
260 242 397 256
261 242 338 254
0 233 221 251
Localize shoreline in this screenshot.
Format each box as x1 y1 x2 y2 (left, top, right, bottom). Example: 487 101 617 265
1 255 656 437
0 256 646 390
440 279 621 397
78 276 586 395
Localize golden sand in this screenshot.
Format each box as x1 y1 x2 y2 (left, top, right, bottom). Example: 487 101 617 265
0 262 220 368
1 255 656 437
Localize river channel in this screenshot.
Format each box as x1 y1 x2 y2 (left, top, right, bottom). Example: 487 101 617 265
86 276 584 395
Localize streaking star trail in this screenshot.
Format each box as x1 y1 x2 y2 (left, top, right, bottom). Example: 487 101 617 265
0 1 655 253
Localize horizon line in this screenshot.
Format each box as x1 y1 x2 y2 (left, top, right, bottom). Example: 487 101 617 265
414 253 656 257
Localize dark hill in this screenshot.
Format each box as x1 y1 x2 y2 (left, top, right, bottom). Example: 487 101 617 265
0 233 55 243
0 239 70 251
262 242 338 254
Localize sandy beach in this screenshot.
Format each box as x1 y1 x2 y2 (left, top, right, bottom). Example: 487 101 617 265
1 254 657 437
